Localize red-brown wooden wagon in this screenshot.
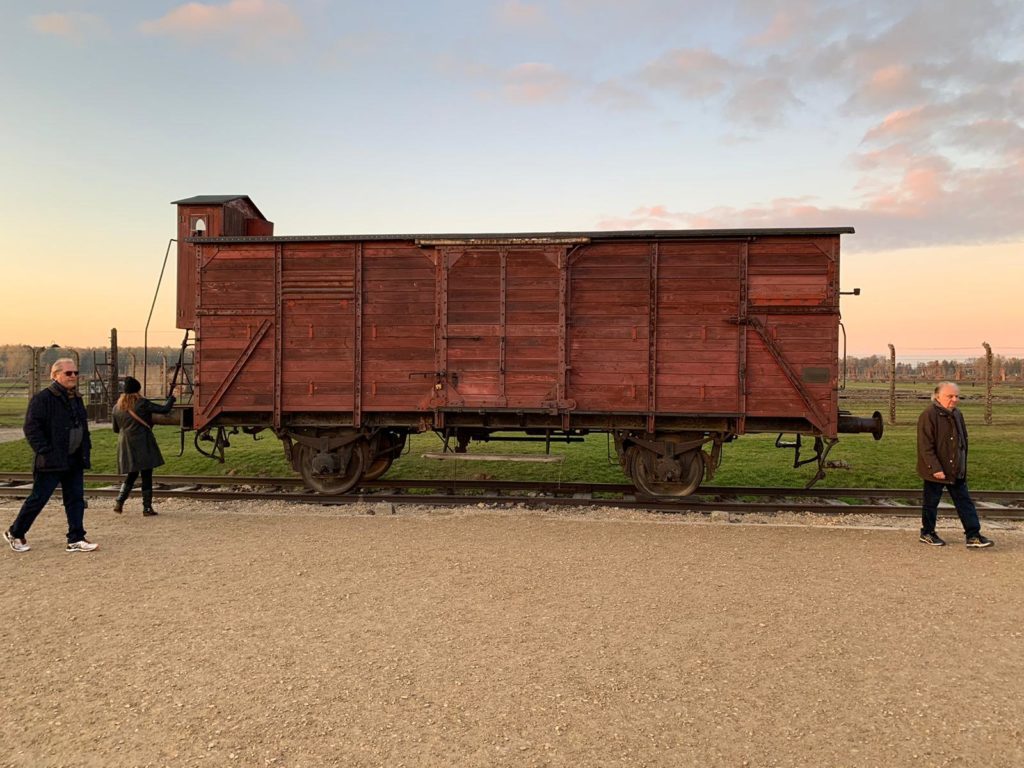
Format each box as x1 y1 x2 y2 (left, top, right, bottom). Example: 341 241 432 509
172 195 881 495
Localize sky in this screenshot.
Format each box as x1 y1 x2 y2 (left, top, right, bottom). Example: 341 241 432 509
1 0 1022 359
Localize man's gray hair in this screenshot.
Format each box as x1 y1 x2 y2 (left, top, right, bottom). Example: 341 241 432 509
50 357 76 377
931 381 959 401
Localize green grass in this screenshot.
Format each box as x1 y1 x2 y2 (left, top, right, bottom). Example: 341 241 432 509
1 382 1021 490
0 394 28 428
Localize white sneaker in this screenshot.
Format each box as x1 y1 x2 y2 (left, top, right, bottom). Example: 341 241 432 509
65 539 98 553
4 530 30 553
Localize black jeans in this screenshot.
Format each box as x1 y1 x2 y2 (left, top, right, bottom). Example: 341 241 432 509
9 465 86 543
921 478 981 539
118 469 154 508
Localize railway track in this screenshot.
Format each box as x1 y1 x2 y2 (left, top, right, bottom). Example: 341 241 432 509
1 473 1023 520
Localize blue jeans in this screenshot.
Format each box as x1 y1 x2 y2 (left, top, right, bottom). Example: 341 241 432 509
9 466 86 544
921 478 981 539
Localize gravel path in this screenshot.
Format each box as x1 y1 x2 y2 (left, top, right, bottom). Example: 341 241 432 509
1 498 1021 767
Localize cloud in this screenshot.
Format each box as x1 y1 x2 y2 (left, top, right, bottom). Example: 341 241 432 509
320 32 389 71
501 63 573 104
601 1 1024 250
496 1 546 28
597 152 1024 251
589 79 651 111
30 12 109 42
948 119 1024 158
746 10 801 47
139 0 303 53
638 49 803 129
640 48 738 99
724 76 802 128
847 64 929 113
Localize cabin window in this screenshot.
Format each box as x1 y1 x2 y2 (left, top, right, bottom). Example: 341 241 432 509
190 216 207 237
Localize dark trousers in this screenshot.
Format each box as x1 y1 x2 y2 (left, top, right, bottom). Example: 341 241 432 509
921 478 981 538
9 467 86 543
118 469 153 508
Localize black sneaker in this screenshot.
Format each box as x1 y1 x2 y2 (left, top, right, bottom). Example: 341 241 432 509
919 531 946 546
966 534 994 548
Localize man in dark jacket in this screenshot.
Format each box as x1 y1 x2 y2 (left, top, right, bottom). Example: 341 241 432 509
4 358 98 553
916 381 993 548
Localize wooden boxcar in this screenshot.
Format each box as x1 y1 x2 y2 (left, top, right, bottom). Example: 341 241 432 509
173 195 881 495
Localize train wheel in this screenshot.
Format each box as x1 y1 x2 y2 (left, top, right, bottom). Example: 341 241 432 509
298 441 368 494
630 445 704 497
362 431 405 482
362 455 394 482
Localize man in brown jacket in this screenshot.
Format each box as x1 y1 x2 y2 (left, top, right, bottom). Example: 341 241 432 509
916 382 993 548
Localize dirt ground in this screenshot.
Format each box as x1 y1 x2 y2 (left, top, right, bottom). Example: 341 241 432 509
1 497 1021 768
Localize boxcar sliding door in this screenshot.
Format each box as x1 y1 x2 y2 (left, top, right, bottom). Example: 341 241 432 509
441 245 563 409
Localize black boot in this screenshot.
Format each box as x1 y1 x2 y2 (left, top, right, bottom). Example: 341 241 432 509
142 488 157 516
113 483 129 513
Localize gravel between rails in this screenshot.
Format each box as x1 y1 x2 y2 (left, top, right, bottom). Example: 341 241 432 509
1 497 1022 768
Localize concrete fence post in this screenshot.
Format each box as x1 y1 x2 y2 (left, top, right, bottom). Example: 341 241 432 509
982 342 993 425
887 343 896 425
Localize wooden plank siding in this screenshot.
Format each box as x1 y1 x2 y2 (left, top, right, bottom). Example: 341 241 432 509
280 243 357 413
440 247 563 408
568 244 651 411
193 244 275 425
653 242 742 414
185 215 845 437
360 244 438 409
742 238 839 434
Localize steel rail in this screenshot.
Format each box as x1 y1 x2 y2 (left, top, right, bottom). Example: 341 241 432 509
1 472 1023 503
0 475 1022 519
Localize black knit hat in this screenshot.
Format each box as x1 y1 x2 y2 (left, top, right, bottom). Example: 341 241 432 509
123 376 142 394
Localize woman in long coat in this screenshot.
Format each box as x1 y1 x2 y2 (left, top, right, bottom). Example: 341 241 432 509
112 376 175 516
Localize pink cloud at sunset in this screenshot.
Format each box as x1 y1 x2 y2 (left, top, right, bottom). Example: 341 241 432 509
501 63 573 104
496 1 545 29
139 0 302 48
29 12 108 42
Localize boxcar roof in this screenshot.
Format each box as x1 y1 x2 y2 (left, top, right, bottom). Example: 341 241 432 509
171 195 268 220
187 226 854 245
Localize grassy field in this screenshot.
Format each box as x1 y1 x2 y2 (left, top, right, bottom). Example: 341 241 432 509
0 382 1021 489
0 378 30 428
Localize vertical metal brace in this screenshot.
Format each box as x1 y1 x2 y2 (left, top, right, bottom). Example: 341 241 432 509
499 246 508 406
737 241 749 433
558 247 569 430
436 248 450 429
273 244 283 430
353 242 363 428
647 243 658 433
194 244 204 413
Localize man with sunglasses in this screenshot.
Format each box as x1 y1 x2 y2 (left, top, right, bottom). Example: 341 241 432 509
4 358 97 553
